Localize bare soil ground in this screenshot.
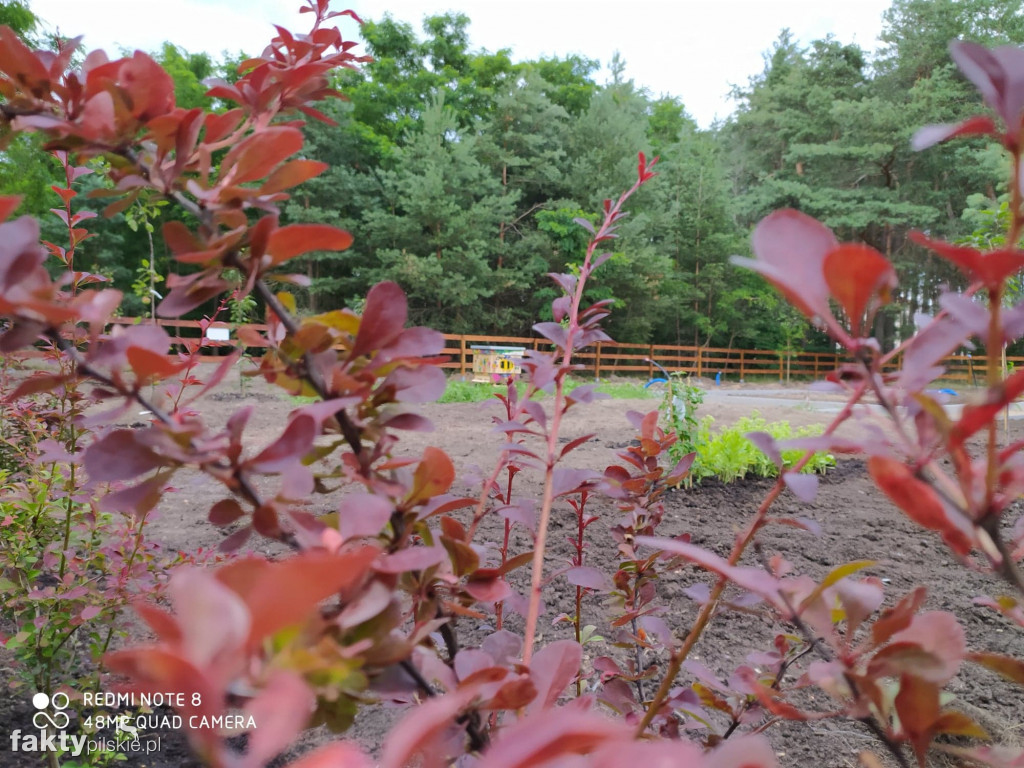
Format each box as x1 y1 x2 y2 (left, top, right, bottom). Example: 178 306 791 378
3 368 1022 767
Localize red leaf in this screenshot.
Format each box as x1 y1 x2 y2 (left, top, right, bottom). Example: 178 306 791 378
560 433 595 458
351 281 408 358
869 611 966 684
551 468 600 497
407 447 455 506
634 536 784 607
871 587 927 647
221 126 304 186
379 686 478 768
464 578 512 603
968 651 1024 684
161 220 200 255
265 224 353 266
737 209 838 330
533 321 568 348
202 107 244 143
702 734 781 768
158 270 230 317
439 516 466 540
184 352 242 402
103 646 222 729
479 709 631 768
783 472 819 503
79 605 102 621
0 196 20 222
527 639 582 714
209 499 244 526
247 414 316 472
4 373 66 402
119 52 175 121
952 368 1024 446
219 526 252 552
893 674 941 762
912 116 999 150
240 672 314 766
375 545 446 574
565 566 610 591
823 243 896 337
126 346 183 382
165 568 250 665
386 366 446 404
134 603 182 644
286 744 371 768
949 42 1024 129
216 547 378 650
337 493 392 539
868 456 975 556
98 477 165 516
260 159 329 195
910 231 1024 290
0 27 50 89
85 430 164 482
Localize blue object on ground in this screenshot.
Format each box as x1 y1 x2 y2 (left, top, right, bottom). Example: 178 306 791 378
715 371 722 386
938 388 958 396
644 378 668 389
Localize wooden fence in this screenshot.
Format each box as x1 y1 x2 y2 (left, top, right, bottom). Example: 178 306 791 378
99 317 1005 384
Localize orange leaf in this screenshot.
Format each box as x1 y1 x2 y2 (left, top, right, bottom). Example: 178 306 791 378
407 446 455 506
868 457 974 555
265 223 353 266
203 108 244 143
221 126 304 186
127 346 183 382
968 651 1024 685
893 674 940 762
260 159 329 195
216 547 378 651
0 195 21 221
823 244 896 337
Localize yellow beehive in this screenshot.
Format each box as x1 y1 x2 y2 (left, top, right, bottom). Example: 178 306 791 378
470 345 525 383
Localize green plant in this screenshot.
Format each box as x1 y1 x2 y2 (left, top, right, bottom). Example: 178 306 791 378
0 467 182 696
439 376 659 404
125 195 168 321
129 257 163 316
657 372 704 468
688 413 834 484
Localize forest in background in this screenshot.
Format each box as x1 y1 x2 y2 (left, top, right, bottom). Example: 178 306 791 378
2 0 1023 353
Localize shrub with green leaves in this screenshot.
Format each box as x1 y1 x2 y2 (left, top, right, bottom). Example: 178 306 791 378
688 413 834 483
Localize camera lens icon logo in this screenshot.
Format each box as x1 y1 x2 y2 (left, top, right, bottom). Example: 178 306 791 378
32 692 70 730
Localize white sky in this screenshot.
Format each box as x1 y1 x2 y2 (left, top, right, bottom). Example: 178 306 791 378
28 0 893 128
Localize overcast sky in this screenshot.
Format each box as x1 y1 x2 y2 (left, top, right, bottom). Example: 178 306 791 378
28 0 894 127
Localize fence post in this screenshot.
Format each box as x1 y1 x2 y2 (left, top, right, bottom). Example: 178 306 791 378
779 354 784 382
459 336 467 376
696 347 703 378
648 345 654 379
739 350 745 380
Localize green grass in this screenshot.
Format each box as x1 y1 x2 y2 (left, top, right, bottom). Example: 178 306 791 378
439 377 655 404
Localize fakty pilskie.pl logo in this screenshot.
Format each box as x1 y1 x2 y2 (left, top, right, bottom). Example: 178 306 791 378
8 691 87 757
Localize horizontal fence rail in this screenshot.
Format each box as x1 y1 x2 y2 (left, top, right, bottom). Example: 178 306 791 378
85 318 1003 384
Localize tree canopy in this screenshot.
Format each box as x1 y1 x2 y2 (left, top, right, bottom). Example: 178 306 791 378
4 0 1024 352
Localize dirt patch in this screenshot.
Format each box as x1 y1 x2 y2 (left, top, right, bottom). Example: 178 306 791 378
3 368 1022 767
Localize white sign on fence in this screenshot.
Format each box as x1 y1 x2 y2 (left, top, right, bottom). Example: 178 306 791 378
205 327 230 342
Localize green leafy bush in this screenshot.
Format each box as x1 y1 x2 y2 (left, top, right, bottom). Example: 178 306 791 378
689 413 834 484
